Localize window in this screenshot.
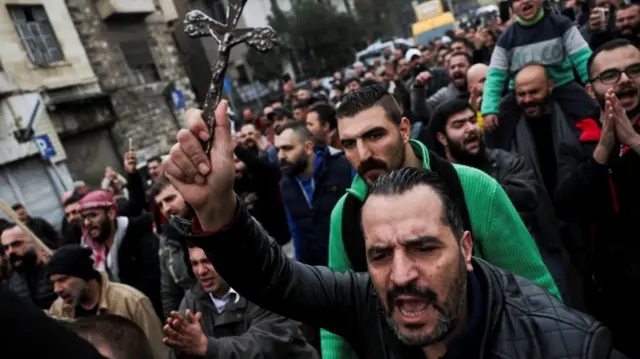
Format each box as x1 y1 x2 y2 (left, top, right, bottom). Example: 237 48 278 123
104 20 160 85
119 40 161 84
7 5 64 66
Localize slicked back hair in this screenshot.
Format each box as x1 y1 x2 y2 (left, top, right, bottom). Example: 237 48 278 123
275 120 313 142
587 39 639 79
68 314 155 359
336 84 403 124
366 168 464 241
149 175 172 200
308 102 337 130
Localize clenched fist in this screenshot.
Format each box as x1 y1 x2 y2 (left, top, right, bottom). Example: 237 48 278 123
164 100 237 232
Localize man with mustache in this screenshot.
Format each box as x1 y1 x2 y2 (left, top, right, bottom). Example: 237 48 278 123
274 121 353 266
429 99 574 302
430 99 538 213
48 245 168 359
78 189 162 318
162 108 628 359
163 93 560 359
1 225 55 309
555 38 640 357
411 52 471 121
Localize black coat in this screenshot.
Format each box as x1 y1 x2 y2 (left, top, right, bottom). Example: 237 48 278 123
117 214 162 318
173 283 319 359
177 200 627 359
5 261 56 310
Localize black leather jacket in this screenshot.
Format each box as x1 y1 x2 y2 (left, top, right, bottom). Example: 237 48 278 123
177 199 627 359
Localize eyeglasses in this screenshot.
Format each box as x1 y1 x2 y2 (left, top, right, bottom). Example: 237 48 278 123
591 63 640 84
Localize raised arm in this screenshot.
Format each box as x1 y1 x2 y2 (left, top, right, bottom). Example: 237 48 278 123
163 103 370 342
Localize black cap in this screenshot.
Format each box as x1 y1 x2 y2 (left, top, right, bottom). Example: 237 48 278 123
48 245 100 281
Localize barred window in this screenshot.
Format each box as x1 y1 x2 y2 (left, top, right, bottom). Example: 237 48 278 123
119 40 161 85
7 5 64 66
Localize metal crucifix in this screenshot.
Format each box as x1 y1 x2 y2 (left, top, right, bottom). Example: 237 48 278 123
184 0 277 154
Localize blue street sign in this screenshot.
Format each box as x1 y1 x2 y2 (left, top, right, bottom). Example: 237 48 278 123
34 134 56 160
171 89 185 110
223 76 233 94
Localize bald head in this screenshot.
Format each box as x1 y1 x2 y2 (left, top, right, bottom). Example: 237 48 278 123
514 64 552 119
467 64 488 93
515 64 549 87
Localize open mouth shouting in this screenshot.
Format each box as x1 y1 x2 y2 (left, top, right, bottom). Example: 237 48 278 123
393 295 433 324
521 3 535 17
616 87 638 109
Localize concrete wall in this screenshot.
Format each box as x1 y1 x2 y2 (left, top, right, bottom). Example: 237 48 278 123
0 0 98 91
65 0 197 161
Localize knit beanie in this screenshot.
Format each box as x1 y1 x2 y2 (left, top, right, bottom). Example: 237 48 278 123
47 245 100 281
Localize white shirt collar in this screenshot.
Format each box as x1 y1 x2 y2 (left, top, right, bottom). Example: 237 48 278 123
209 288 240 313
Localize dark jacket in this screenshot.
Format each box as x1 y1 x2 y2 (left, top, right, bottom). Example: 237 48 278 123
0 287 105 359
173 283 319 359
478 148 538 214
117 214 162 318
175 200 627 359
5 261 56 310
160 223 196 319
26 217 60 250
555 117 640 357
280 148 352 265
234 145 291 245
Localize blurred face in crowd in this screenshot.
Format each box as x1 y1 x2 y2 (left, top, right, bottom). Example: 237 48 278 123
65 201 82 224
334 71 343 81
437 49 449 66
51 274 88 306
153 184 188 219
189 247 229 296
14 206 27 223
297 89 312 102
448 54 470 89
465 28 476 43
361 184 472 348
467 63 488 95
82 208 115 244
393 49 404 60
311 79 321 89
147 160 162 181
616 5 640 36
589 44 640 115
240 123 261 149
514 65 553 119
242 108 254 122
450 41 472 56
1 226 36 270
421 48 434 64
294 106 308 122
347 80 360 92
275 128 314 176
511 0 544 21
437 108 484 164
306 110 330 144
283 79 295 93
338 104 411 185
234 154 247 179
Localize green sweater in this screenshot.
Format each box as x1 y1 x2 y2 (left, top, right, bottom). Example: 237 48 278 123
320 140 560 359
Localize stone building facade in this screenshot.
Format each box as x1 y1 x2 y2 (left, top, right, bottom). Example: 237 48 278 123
56 0 197 185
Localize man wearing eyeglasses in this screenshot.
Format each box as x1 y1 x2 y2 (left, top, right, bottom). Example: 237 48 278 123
555 38 640 359
1 225 56 309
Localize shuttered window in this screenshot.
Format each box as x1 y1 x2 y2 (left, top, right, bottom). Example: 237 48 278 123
119 40 161 84
7 5 64 66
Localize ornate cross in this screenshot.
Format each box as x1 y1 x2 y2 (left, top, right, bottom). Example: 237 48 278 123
184 0 277 153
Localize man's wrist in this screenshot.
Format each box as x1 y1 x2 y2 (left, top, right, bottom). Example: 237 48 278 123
196 193 238 232
627 134 640 149
593 143 612 164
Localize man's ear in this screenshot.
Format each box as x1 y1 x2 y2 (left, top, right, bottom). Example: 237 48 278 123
436 132 447 147
399 117 412 143
304 139 315 154
460 230 473 272
585 83 596 100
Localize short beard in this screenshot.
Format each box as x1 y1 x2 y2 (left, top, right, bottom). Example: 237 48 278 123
383 253 468 347
446 134 485 167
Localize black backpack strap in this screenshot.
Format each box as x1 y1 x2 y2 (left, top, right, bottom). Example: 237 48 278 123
428 151 472 233
341 194 369 272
